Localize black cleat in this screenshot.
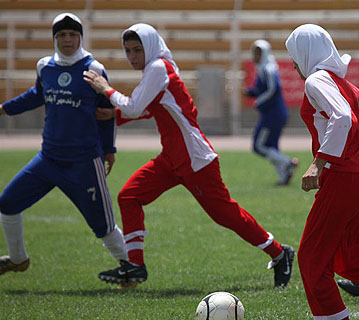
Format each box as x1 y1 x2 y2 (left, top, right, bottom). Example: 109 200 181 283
268 245 295 287
0 255 30 275
98 260 148 286
337 280 359 296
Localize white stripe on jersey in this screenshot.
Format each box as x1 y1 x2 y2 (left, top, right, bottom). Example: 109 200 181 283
93 157 115 233
161 89 217 172
36 56 52 78
89 60 106 76
109 58 217 172
306 70 352 158
256 66 277 106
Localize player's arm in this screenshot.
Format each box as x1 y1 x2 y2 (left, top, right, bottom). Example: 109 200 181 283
255 68 277 108
83 70 131 122
96 94 117 176
96 106 153 127
243 76 261 98
306 72 352 162
87 63 118 175
84 60 167 118
302 157 327 192
103 153 115 176
2 78 44 115
302 72 350 191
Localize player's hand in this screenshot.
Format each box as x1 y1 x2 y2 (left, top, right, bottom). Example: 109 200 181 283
0 104 6 116
302 157 326 192
104 153 115 175
96 108 116 120
83 70 113 95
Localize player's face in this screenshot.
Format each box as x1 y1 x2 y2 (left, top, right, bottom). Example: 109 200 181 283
253 47 261 64
55 29 81 56
124 40 146 70
293 61 306 80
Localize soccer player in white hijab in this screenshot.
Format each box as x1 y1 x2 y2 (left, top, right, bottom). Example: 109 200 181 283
84 23 295 288
0 13 128 280
243 39 298 185
286 24 359 320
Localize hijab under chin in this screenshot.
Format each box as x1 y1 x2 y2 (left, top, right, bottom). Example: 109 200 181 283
285 24 351 79
54 37 92 66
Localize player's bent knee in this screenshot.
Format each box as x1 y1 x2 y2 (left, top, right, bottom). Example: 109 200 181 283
0 203 21 215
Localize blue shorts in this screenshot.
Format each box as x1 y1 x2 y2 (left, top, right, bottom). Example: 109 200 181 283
0 151 115 238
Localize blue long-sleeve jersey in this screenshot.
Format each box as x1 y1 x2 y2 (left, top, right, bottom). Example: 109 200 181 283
3 55 116 161
246 65 288 127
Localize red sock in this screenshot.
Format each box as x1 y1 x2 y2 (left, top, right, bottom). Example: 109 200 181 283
263 241 283 259
126 236 144 265
128 249 144 265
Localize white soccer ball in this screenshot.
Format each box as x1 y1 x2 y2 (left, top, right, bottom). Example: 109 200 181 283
195 291 245 320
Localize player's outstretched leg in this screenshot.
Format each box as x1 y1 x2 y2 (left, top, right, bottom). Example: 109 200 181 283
98 260 148 287
281 157 299 186
337 280 359 297
0 255 30 275
267 244 295 287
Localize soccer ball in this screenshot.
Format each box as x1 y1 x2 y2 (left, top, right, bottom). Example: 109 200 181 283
195 291 245 320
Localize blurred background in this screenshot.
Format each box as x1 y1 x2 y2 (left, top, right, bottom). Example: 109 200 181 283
1 0 359 138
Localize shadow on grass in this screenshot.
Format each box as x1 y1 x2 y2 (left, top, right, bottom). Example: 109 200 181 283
5 287 201 298
4 282 272 298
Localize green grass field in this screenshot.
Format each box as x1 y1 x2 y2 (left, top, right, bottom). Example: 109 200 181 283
0 150 358 319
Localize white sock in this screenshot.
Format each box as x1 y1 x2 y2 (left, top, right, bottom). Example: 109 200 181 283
266 148 291 182
0 212 28 264
266 147 291 167
102 225 128 262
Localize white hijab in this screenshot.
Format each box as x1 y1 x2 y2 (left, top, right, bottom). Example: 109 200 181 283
52 13 91 66
285 24 351 79
122 23 179 74
252 39 278 81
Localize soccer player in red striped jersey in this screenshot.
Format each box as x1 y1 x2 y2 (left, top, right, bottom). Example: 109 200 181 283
286 24 359 320
84 23 295 288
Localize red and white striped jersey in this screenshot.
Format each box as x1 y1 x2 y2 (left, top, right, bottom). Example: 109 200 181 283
110 58 218 175
301 70 359 172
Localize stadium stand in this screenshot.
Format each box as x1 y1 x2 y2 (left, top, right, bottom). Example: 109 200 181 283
1 0 359 134
1 1 359 11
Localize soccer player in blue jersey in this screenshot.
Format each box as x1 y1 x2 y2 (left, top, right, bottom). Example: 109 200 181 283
0 13 129 278
242 40 298 185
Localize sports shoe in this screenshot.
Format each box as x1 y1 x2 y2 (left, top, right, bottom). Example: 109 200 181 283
0 255 30 275
98 260 148 286
337 280 359 296
279 158 299 186
267 245 295 287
